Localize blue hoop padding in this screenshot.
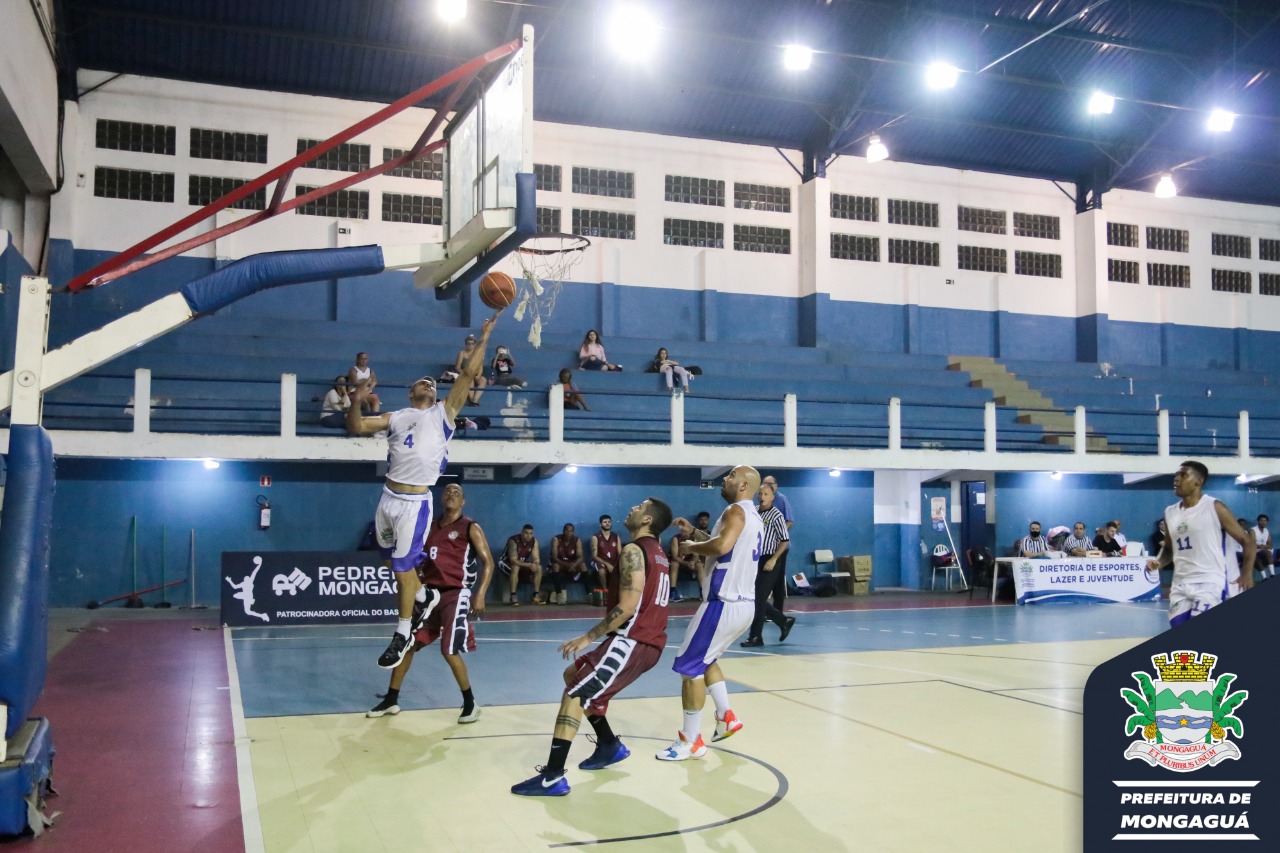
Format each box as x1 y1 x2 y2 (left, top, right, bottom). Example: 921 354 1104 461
0 425 55 740
180 245 387 317
436 171 537 300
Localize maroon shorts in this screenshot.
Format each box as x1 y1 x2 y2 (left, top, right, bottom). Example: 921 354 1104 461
565 635 662 715
412 587 476 656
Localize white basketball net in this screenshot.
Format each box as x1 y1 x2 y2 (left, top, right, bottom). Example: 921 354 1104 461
511 234 588 348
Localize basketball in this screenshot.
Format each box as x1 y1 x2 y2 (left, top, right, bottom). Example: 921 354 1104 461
479 271 517 309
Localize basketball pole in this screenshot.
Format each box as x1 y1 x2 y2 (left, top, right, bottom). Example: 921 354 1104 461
155 526 172 608
180 529 207 610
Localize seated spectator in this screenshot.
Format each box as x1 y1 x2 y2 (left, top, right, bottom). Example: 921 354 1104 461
319 375 351 428
590 514 621 589
1252 515 1275 579
1110 519 1128 550
1017 522 1049 558
647 347 691 393
1093 523 1124 557
549 523 594 604
1062 522 1092 557
500 524 545 605
454 334 488 406
578 329 622 371
489 345 527 388
345 351 381 413
559 368 590 411
1149 518 1167 558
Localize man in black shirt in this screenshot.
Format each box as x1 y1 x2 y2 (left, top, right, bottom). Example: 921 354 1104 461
1093 522 1124 557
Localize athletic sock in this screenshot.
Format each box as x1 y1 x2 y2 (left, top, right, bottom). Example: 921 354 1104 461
385 687 400 704
546 738 572 776
586 714 616 745
461 687 475 714
682 710 702 742
395 617 412 637
415 586 427 603
707 681 731 718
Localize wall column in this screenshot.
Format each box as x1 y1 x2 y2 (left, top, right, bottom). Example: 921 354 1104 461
873 470 924 589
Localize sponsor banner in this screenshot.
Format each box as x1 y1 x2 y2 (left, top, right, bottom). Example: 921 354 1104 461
1012 557 1161 605
221 551 398 626
1083 580 1278 849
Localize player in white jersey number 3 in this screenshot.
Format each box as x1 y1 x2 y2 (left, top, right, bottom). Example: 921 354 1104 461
348 311 501 669
1147 460 1255 628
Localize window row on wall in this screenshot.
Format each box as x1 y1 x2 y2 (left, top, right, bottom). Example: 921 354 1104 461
1108 258 1280 294
830 195 1062 239
94 119 448 178
830 234 1062 276
534 163 793 212
1107 221 1280 261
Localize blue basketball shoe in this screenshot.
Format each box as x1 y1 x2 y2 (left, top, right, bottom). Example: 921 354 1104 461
578 739 630 770
511 767 570 797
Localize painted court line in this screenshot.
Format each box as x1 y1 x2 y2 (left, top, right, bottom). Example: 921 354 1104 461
223 628 266 853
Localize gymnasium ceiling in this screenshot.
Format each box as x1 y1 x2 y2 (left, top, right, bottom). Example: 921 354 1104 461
57 0 1280 209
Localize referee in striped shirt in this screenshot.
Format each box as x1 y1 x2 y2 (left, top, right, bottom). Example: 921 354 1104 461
1062 522 1092 556
741 482 795 647
1018 522 1050 558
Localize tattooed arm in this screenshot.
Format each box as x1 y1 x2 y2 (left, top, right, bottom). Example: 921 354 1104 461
558 543 645 659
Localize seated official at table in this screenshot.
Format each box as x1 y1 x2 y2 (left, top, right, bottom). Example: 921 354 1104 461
1018 522 1050 558
1062 522 1092 557
1093 522 1124 557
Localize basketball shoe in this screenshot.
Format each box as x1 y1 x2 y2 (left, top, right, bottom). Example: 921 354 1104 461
457 705 481 724
578 739 630 770
366 695 400 718
711 709 743 742
377 631 412 669
511 767 570 797
655 731 707 761
411 587 441 634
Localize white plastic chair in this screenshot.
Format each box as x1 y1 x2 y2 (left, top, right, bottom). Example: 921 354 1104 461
931 544 966 591
814 549 850 593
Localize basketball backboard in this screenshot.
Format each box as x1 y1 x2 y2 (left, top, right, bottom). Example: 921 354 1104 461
412 24 534 293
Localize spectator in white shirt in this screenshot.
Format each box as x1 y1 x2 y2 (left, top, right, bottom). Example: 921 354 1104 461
1062 522 1092 557
1018 522 1049 558
1253 514 1275 579
319 375 351 428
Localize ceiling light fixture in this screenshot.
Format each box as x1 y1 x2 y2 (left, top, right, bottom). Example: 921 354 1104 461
566 465 579 474
783 44 813 71
1154 173 1177 199
203 459 221 470
866 135 889 163
1206 108 1236 133
1049 471 1063 481
610 4 660 61
925 61 959 90
436 0 467 23
1087 90 1115 115
828 468 842 477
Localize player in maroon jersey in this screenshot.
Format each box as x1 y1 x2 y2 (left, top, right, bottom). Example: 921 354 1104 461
511 497 674 797
367 483 494 723
590 514 621 606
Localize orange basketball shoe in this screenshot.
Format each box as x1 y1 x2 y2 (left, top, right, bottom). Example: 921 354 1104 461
712 709 743 743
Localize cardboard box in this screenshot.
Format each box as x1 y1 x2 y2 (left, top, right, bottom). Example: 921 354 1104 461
836 556 857 574
852 579 871 595
852 555 872 580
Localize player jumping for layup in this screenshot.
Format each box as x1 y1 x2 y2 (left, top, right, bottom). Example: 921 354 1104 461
367 482 494 721
1147 460 1255 627
348 312 499 669
657 465 763 761
512 498 674 796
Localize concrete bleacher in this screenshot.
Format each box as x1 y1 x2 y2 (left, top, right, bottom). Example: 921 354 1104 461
990 358 1280 456
32 311 1055 450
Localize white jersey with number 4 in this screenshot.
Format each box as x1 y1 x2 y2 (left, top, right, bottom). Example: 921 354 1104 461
386 402 453 488
704 499 764 602
1164 494 1235 589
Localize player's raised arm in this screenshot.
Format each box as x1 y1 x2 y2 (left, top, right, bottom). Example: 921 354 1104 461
559 543 645 658
681 504 745 558
469 522 495 615
1216 501 1257 590
444 312 501 421
345 380 391 436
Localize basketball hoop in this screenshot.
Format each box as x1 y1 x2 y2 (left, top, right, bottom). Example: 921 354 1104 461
511 233 589 348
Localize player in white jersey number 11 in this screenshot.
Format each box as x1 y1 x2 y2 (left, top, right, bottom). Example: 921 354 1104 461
1147 460 1255 628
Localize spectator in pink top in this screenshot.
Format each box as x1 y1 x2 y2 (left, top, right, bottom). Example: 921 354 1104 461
578 329 623 371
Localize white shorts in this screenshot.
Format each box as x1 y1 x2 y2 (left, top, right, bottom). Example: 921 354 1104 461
672 599 754 677
1168 579 1229 627
375 489 433 573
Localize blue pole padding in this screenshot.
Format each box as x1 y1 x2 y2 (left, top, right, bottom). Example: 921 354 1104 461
180 245 387 317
